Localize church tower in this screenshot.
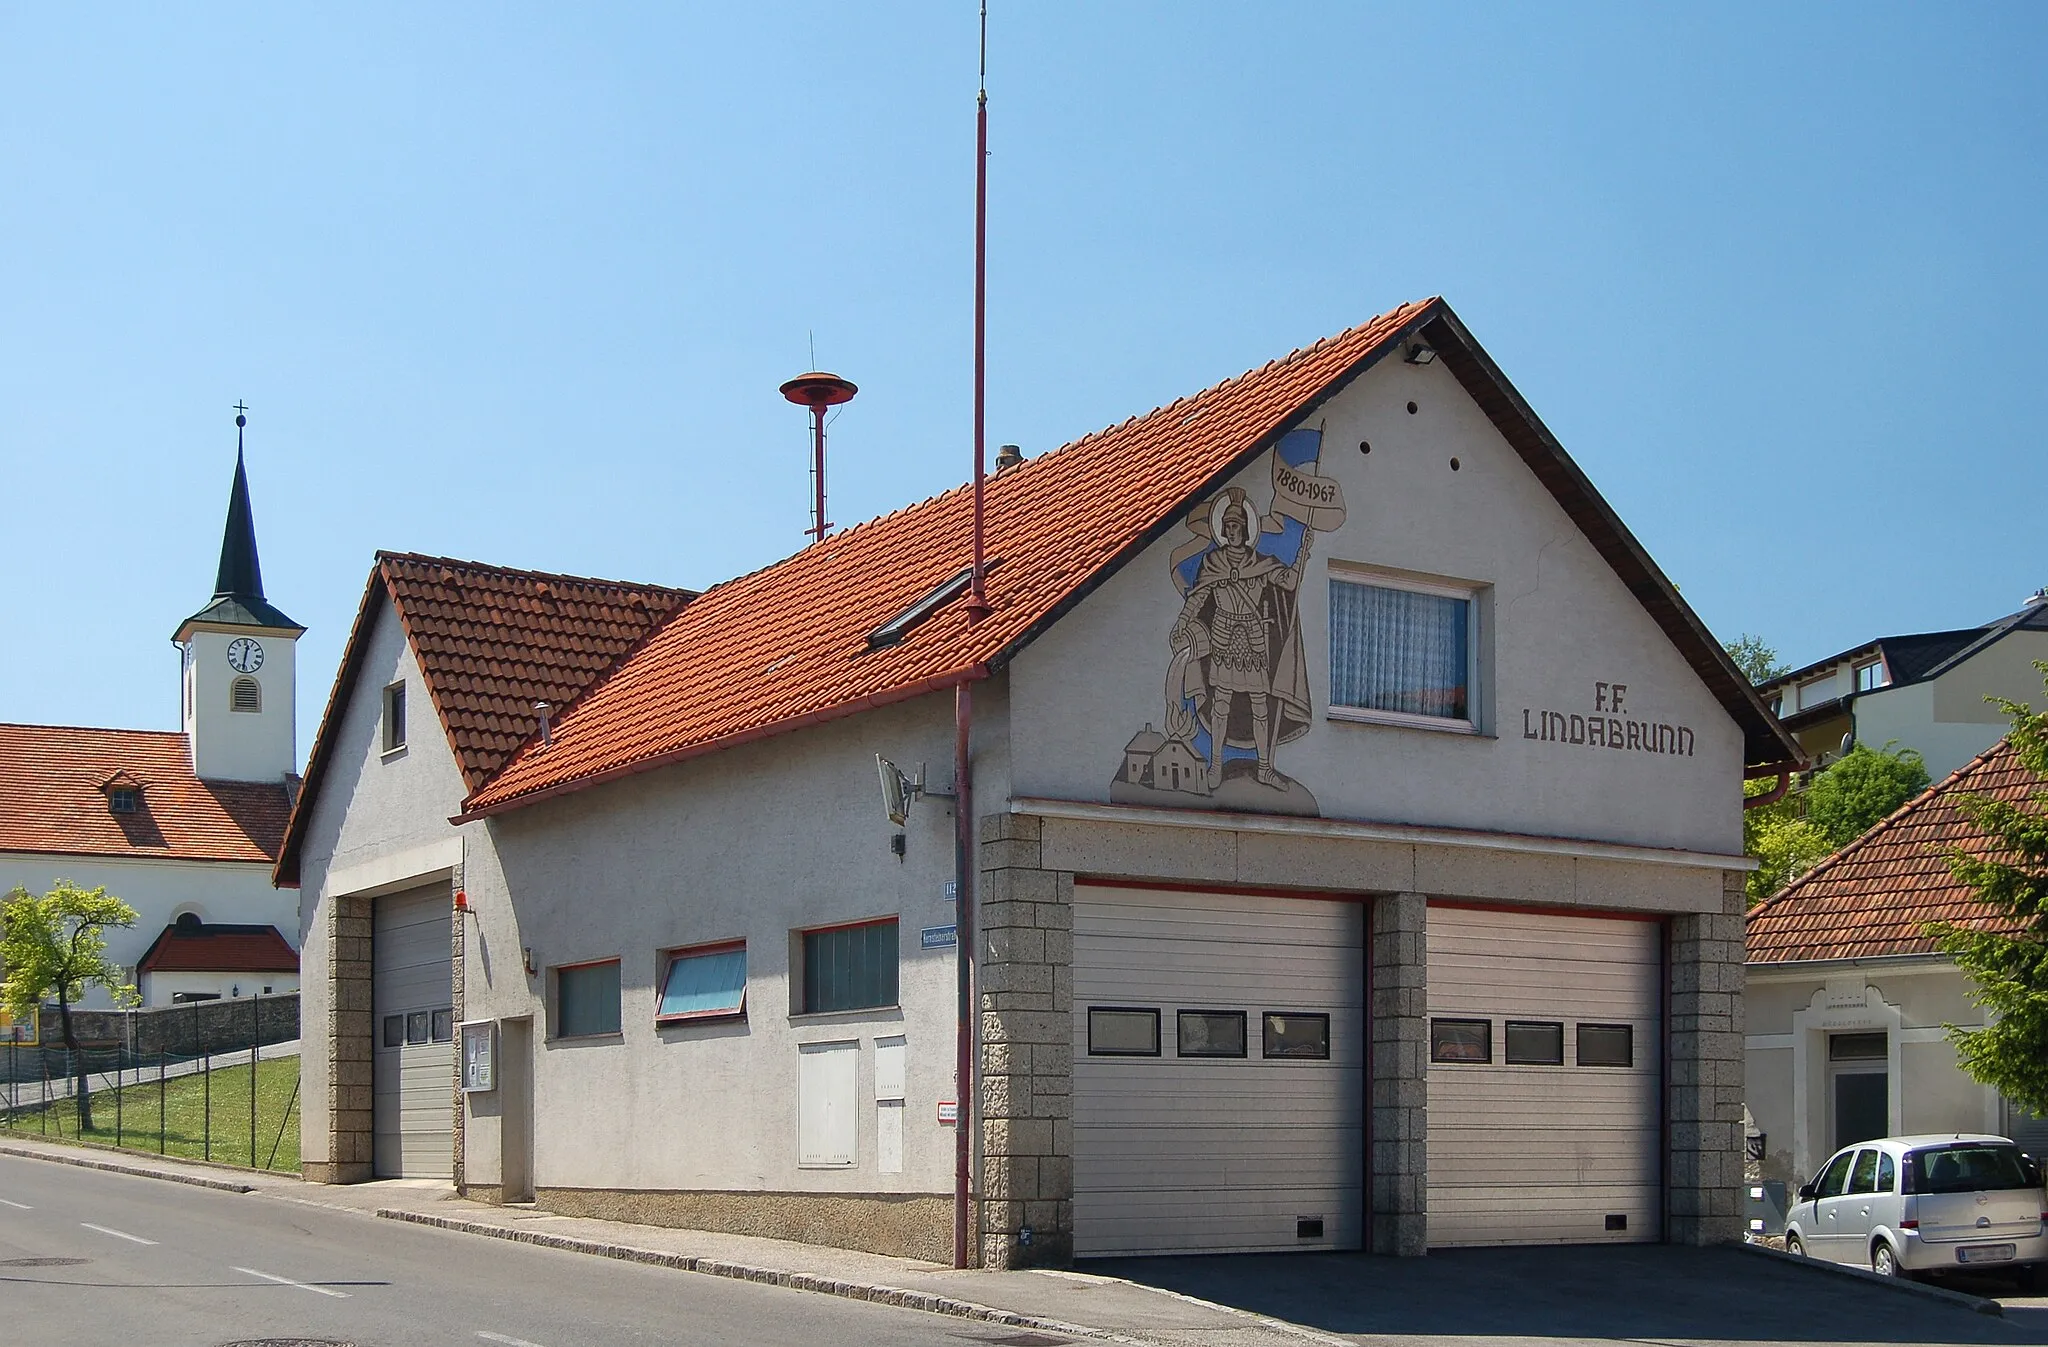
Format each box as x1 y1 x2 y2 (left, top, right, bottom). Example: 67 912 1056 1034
173 412 303 783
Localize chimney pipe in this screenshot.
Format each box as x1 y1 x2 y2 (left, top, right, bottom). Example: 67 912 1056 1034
534 701 552 749
994 443 1022 472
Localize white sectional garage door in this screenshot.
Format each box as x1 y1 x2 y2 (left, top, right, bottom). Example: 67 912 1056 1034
1072 883 1364 1256
373 884 454 1179
1426 905 1661 1246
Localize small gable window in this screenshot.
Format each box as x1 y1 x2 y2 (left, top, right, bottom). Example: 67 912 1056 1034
230 676 262 713
383 681 407 753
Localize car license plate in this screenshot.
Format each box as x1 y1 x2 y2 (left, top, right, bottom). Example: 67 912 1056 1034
1959 1244 2016 1264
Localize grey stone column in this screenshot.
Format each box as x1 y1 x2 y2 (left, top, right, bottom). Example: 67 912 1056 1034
309 890 374 1184
1371 891 1428 1256
449 867 467 1193
976 812 1074 1269
1666 870 1747 1245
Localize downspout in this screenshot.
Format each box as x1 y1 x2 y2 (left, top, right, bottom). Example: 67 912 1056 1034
954 0 992 1271
1743 765 1794 809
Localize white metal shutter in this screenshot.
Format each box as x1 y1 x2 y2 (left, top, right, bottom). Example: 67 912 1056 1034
372 884 454 1179
1426 905 1661 1246
1072 883 1365 1256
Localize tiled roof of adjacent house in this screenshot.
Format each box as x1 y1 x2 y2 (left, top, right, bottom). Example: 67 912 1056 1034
136 921 300 974
274 555 694 884
1746 740 2044 964
0 724 290 864
462 297 1797 817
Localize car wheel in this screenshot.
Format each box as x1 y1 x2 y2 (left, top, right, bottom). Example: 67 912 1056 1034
1786 1232 1806 1258
1872 1242 1903 1278
2017 1264 2047 1295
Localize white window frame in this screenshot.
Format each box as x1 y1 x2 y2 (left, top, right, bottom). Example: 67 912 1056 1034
1854 658 1887 693
382 680 408 755
1325 562 1482 735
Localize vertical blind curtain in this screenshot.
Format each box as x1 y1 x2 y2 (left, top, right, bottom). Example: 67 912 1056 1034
1329 580 1469 720
803 922 899 1014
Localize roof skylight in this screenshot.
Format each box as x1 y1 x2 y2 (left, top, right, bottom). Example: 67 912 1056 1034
867 561 1000 651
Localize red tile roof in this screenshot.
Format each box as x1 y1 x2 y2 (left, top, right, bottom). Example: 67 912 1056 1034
1746 740 2043 963
275 555 693 884
463 297 1795 817
137 922 300 974
0 724 290 865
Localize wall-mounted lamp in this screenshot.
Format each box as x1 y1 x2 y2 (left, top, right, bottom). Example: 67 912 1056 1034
1403 341 1437 366
522 946 536 976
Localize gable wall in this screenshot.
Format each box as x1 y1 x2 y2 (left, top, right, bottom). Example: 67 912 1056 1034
1008 353 1744 855
1855 629 2048 783
294 596 475 1172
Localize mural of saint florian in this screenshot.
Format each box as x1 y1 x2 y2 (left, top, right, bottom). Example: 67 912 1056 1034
1111 427 1346 817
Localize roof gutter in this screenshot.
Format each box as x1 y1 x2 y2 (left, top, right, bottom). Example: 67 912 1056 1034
1743 762 1797 810
450 664 993 824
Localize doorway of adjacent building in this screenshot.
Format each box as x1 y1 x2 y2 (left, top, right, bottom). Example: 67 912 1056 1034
1828 1031 1889 1151
499 1017 533 1203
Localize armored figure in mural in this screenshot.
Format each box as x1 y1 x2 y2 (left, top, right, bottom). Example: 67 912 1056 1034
1109 428 1345 817
1167 486 1314 789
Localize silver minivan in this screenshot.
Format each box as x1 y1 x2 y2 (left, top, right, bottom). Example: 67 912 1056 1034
1785 1134 2048 1284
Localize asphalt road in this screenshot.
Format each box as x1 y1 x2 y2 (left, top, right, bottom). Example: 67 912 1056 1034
0 1155 1014 1347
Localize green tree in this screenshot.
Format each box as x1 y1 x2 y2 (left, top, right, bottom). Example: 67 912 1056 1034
0 882 139 1131
1931 663 2048 1113
1804 743 1932 847
1743 777 1833 904
1724 634 1790 686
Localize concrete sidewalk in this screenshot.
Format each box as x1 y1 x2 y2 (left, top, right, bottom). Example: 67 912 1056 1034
0 1133 1324 1347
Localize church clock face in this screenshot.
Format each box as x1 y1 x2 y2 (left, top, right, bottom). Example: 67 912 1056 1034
226 637 265 674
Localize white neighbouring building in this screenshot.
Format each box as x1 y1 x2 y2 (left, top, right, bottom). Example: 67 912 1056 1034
282 298 1797 1266
0 439 302 1011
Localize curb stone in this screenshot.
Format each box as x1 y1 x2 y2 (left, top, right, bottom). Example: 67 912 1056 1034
375 1208 1157 1346
0 1142 255 1194
1740 1240 2004 1315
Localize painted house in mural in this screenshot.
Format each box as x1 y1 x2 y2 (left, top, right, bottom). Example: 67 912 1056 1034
1746 738 2048 1188
0 443 301 1010
281 298 1797 1266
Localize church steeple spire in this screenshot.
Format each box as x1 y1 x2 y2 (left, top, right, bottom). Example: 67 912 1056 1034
174 407 303 639
213 408 266 605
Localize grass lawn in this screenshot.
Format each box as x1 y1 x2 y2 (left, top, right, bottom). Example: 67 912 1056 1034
3 1055 300 1172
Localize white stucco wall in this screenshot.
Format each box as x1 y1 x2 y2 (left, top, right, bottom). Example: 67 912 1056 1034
1745 962 2000 1187
140 970 300 1005
293 593 477 1169
1008 353 1745 855
459 682 1010 1197
0 852 291 1009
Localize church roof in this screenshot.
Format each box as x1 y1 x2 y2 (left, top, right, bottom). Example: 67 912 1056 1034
0 724 290 865
274 554 694 885
175 448 302 637
136 920 299 974
459 297 1799 820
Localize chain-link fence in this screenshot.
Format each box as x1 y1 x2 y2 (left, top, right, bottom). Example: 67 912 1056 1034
0 993 300 1172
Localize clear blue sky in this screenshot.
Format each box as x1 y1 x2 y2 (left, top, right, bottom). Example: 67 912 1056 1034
4 3 2043 750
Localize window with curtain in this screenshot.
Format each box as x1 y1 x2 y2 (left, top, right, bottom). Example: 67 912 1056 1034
1329 577 1472 724
658 943 747 1020
801 919 898 1014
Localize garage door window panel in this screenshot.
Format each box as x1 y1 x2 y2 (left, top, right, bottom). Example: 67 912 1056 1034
1088 1007 1160 1057
554 959 623 1039
382 1015 404 1049
1430 1017 1491 1064
1262 1011 1331 1060
1577 1023 1633 1068
1176 1009 1247 1058
1504 1021 1564 1066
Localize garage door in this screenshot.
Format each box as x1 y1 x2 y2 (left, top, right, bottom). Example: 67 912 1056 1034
1426 905 1661 1246
1073 883 1364 1256
373 884 454 1179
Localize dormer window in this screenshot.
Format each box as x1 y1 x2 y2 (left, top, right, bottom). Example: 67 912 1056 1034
109 788 140 814
1855 658 1888 693
231 676 262 713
